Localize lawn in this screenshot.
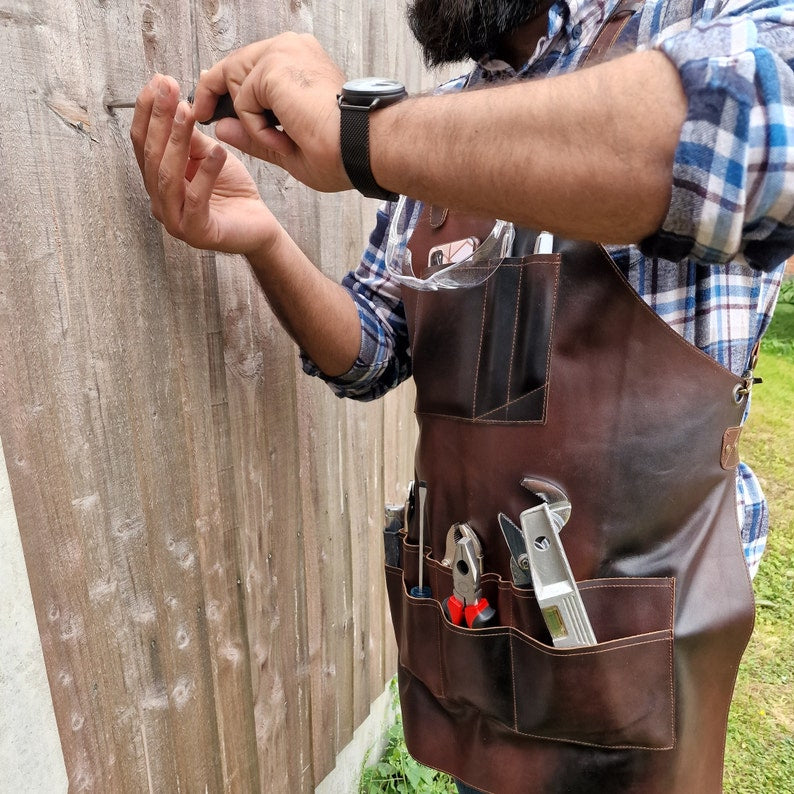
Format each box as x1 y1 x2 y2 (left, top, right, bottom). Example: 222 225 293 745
724 296 794 793
362 288 794 794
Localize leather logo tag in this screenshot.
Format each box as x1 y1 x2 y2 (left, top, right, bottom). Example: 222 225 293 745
429 205 448 229
721 426 743 470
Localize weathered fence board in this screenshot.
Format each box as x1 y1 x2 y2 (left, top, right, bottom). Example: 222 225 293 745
0 0 428 790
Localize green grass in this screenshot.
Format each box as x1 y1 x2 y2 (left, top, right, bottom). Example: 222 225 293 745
363 284 793 794
724 299 794 794
761 288 794 356
359 680 456 794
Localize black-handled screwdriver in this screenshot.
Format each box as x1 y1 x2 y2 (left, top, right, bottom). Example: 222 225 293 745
186 90 280 127
107 90 280 127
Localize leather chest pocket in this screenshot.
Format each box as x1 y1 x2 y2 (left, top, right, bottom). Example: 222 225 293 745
386 542 676 750
409 256 560 423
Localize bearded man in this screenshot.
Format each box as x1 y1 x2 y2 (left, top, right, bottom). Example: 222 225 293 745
131 0 792 790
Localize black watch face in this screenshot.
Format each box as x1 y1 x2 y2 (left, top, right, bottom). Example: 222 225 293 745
341 78 406 104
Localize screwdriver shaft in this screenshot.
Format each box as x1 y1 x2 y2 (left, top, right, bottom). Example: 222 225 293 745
106 95 279 127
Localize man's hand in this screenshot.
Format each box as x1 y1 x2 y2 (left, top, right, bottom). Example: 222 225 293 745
130 72 363 378
192 33 351 193
130 74 283 255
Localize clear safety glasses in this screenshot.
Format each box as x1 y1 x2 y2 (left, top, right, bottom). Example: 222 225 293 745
384 195 516 291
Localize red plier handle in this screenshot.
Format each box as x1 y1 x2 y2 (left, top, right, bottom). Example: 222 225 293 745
443 593 496 629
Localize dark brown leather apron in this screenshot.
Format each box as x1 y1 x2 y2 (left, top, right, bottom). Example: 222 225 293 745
385 213 756 789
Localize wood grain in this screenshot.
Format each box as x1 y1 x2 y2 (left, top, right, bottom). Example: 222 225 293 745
0 0 430 790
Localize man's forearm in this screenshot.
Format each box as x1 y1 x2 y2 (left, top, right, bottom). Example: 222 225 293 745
246 230 361 377
370 50 687 243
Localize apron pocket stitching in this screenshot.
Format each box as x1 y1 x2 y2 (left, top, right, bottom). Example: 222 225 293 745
471 277 490 420
474 384 547 420
506 267 524 404
510 632 519 731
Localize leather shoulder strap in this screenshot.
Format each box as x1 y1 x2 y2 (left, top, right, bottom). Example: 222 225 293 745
585 0 643 66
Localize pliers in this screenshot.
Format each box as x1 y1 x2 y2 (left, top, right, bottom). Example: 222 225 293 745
442 526 496 629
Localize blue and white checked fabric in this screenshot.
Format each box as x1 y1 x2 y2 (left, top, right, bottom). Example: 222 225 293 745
302 0 792 576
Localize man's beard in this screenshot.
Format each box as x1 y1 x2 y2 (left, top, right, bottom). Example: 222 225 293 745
407 0 541 66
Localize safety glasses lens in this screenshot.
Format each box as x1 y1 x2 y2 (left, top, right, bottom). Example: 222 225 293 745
385 196 515 291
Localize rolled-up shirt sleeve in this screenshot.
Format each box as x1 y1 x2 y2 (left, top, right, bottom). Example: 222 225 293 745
642 0 794 270
300 202 416 401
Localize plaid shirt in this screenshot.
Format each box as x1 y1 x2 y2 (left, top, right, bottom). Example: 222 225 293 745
303 0 791 576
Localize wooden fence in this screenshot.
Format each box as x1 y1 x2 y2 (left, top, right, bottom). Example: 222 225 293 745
0 1 431 790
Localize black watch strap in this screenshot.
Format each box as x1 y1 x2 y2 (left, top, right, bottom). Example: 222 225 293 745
340 105 397 201
339 79 406 201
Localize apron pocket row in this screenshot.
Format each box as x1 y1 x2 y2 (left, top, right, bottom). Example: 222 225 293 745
385 553 675 750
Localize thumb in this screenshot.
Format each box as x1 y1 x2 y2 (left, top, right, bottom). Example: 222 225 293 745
215 117 296 161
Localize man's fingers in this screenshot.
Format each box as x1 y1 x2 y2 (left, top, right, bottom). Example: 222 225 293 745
192 41 269 122
231 60 294 156
192 64 233 122
130 75 159 173
142 76 180 201
182 144 227 232
158 101 195 231
184 127 220 181
212 118 252 152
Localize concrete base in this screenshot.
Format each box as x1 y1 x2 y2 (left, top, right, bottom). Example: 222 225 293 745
315 681 398 794
0 436 68 792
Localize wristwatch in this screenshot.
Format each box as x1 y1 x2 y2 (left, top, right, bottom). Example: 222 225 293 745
338 78 407 201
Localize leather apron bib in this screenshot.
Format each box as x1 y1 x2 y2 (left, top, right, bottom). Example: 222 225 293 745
385 206 756 791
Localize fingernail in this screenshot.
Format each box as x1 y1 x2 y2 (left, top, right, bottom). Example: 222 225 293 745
158 79 170 98
175 103 186 123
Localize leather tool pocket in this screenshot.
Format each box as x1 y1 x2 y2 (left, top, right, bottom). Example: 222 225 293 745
410 257 559 423
386 541 675 750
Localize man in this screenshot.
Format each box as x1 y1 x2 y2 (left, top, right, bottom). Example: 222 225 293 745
131 0 792 791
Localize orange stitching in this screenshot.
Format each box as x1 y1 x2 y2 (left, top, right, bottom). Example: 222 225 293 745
412 289 425 359
600 17 630 54
475 383 546 420
667 615 676 747
506 267 523 405
584 7 632 67
416 410 547 425
510 631 672 657
667 578 676 744
510 634 519 731
435 608 446 698
506 729 674 751
669 578 676 632
540 262 561 425
511 582 674 600
471 277 489 419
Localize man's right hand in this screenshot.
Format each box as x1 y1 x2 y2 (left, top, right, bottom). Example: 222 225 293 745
130 74 284 256
191 34 352 194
